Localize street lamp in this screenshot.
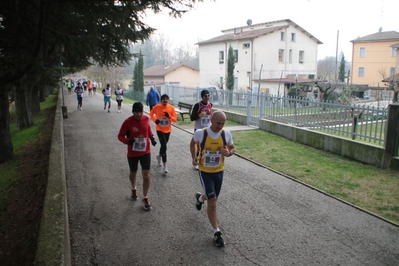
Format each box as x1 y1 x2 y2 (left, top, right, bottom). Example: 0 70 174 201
57 44 68 118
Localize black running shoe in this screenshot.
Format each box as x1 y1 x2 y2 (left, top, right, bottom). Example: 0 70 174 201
142 197 152 211
213 231 225 247
195 192 203 211
131 189 138 201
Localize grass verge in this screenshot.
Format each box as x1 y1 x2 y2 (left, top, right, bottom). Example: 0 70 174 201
0 90 57 265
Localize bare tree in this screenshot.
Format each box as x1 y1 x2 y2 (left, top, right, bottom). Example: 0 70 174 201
317 56 336 82
210 78 225 104
130 35 199 69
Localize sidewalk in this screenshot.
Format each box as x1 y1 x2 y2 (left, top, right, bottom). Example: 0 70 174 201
49 90 399 265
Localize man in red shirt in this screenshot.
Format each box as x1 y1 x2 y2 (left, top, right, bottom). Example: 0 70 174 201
118 102 157 211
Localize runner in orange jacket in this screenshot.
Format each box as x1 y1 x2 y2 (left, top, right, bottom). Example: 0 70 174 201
149 94 177 174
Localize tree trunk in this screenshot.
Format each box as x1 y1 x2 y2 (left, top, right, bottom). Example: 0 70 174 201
15 75 35 130
39 83 47 102
0 87 14 163
31 84 40 115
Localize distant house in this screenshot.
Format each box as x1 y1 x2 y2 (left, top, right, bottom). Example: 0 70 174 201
197 19 322 96
143 63 199 90
350 30 399 87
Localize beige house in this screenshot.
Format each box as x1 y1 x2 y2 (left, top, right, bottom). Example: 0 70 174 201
197 19 322 96
350 30 399 87
143 63 199 88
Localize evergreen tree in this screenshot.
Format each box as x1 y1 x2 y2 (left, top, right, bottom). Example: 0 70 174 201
133 52 144 101
338 53 346 82
226 45 235 91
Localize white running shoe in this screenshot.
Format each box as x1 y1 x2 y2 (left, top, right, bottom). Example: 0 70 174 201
193 165 198 170
163 166 168 174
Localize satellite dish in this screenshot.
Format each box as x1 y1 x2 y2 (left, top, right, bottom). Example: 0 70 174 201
247 19 252 26
379 27 383 32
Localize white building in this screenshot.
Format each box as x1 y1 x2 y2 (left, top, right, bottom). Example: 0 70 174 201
197 19 322 96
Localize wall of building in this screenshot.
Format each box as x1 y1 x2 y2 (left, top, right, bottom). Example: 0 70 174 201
351 41 397 86
199 21 319 94
165 66 199 88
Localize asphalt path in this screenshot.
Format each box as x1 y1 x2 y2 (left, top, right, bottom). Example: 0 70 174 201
63 91 399 265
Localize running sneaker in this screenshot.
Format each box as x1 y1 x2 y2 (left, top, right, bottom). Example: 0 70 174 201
131 189 138 200
107 109 111 113
195 192 203 211
163 166 168 174
193 165 199 170
213 231 225 247
156 155 161 166
142 197 152 211
104 106 106 110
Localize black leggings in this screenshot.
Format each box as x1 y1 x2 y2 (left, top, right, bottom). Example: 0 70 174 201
156 131 170 163
77 97 82 107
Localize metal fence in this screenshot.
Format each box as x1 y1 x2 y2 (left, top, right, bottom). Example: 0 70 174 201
126 85 390 146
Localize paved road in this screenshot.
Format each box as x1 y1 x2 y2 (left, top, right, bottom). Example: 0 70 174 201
63 91 399 265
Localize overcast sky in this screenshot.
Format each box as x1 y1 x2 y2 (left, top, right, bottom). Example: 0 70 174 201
145 0 398 60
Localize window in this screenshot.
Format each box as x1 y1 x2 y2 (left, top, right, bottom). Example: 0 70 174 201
278 49 284 63
289 49 292 63
359 47 365 58
234 49 238 63
390 67 395 77
281 32 284 41
299 50 304 63
358 67 365 77
219 51 224 64
291 33 296 42
392 48 397 57
243 43 250 48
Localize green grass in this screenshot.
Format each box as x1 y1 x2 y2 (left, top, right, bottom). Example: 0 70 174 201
232 129 399 224
0 90 58 216
313 121 386 146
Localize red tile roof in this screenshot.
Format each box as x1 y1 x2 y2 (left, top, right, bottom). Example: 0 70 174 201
143 63 198 77
197 19 322 45
351 31 399 43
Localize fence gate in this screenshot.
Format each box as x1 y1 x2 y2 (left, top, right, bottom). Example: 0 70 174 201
247 91 260 127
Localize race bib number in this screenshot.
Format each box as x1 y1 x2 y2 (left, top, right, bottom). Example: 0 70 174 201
201 115 211 127
159 117 170 127
132 138 147 152
203 150 222 168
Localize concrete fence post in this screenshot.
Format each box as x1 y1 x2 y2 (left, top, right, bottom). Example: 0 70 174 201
384 102 399 169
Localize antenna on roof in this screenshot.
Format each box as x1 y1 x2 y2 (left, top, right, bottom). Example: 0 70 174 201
379 27 383 32
247 19 252 26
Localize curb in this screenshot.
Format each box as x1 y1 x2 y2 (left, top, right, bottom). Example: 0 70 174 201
34 89 71 266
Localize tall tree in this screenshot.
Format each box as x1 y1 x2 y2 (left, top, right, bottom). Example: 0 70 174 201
226 45 235 104
338 53 346 82
226 45 235 91
133 52 144 101
0 0 202 163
